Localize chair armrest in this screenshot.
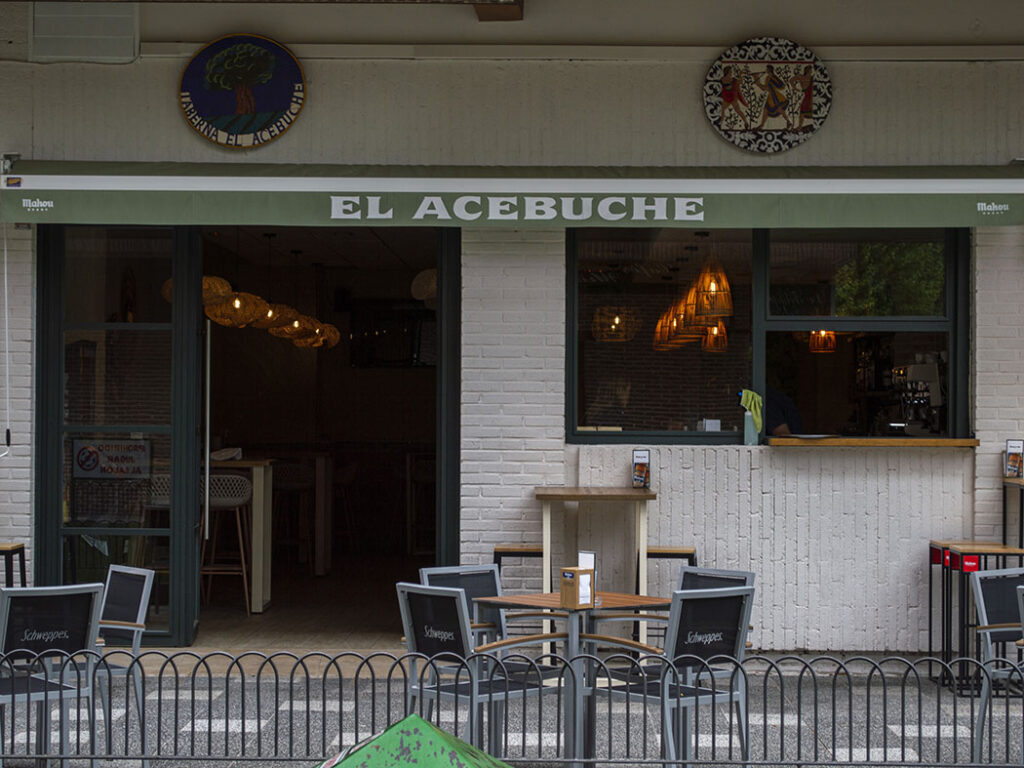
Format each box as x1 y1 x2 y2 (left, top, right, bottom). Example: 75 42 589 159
977 623 1022 632
591 612 669 624
579 633 663 656
506 611 569 621
475 632 568 654
470 622 497 630
99 620 146 631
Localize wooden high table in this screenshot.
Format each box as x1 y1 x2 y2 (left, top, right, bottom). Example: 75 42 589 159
534 486 657 641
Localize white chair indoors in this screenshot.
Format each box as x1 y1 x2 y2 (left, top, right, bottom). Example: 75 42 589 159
201 473 253 615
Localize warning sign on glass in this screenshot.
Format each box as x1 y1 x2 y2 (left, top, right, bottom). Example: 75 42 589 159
73 439 151 479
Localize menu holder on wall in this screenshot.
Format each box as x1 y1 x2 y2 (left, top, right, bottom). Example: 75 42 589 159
632 449 650 489
1006 440 1024 478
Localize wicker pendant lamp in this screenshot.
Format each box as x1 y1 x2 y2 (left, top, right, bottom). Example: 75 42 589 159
702 320 728 352
809 329 837 353
320 324 341 349
592 306 639 342
693 259 733 319
269 314 319 340
293 317 327 348
203 228 269 327
205 291 269 328
249 234 299 330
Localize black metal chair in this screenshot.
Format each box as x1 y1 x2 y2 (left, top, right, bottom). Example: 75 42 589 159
584 585 755 768
396 581 565 751
970 566 1024 763
93 565 154 736
0 583 104 767
419 563 566 677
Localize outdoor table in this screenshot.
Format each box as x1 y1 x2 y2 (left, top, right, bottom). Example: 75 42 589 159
928 539 1024 691
476 590 670 766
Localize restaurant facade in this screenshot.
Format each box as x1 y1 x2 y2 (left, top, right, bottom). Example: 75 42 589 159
0 1 1022 650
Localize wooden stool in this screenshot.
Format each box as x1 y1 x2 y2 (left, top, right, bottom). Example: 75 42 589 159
0 543 27 586
493 545 543 573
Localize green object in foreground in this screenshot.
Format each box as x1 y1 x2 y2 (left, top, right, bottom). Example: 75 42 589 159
314 713 514 768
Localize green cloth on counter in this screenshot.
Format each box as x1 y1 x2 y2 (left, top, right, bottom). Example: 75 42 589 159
740 389 763 433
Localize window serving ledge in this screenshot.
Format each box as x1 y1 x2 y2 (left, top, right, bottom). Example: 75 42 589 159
767 437 979 447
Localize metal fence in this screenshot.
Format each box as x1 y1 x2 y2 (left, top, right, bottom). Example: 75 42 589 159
1 650 1023 766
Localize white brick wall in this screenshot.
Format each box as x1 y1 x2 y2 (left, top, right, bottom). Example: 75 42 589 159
577 444 971 653
0 223 35 583
973 226 1024 542
460 228 566 589
460 228 979 653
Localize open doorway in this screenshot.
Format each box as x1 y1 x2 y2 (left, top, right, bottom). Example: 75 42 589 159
195 226 440 652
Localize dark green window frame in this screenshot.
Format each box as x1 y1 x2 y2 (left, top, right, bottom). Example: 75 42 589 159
566 228 970 444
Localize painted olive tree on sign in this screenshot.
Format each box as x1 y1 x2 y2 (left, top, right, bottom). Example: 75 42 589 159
204 42 276 115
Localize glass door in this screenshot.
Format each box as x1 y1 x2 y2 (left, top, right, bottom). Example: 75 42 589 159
37 225 202 645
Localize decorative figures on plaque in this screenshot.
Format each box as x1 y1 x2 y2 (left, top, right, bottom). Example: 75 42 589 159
704 37 832 154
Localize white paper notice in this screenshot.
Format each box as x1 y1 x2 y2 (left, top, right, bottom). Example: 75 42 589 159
579 573 592 605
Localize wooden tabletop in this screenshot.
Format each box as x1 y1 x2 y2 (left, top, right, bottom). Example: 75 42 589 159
475 591 670 611
534 486 657 502
1004 477 1024 488
769 437 979 447
929 539 989 549
210 459 274 468
947 541 1024 556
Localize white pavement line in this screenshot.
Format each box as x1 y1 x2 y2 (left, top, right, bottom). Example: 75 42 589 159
327 733 358 749
278 700 354 712
67 707 125 722
746 713 785 726
841 747 920 761
186 718 268 733
889 723 973 739
501 732 561 748
14 732 91 746
147 689 223 700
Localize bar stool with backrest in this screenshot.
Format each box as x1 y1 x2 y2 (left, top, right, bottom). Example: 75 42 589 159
201 473 253 615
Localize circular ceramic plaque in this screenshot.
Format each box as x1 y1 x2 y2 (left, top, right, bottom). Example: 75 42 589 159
703 37 831 154
179 34 306 150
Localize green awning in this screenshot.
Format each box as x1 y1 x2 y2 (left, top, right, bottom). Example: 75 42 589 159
3 161 1024 228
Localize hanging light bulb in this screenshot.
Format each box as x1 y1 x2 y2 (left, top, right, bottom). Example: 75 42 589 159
592 306 639 342
809 329 837 353
702 320 728 352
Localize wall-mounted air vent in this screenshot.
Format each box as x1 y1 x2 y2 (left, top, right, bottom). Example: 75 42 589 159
31 2 138 63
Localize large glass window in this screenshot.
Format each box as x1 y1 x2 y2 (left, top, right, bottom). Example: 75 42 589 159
574 229 752 437
56 227 177 627
570 228 965 442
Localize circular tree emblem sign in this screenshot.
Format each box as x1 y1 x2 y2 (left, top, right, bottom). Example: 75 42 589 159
179 34 305 149
703 37 831 154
